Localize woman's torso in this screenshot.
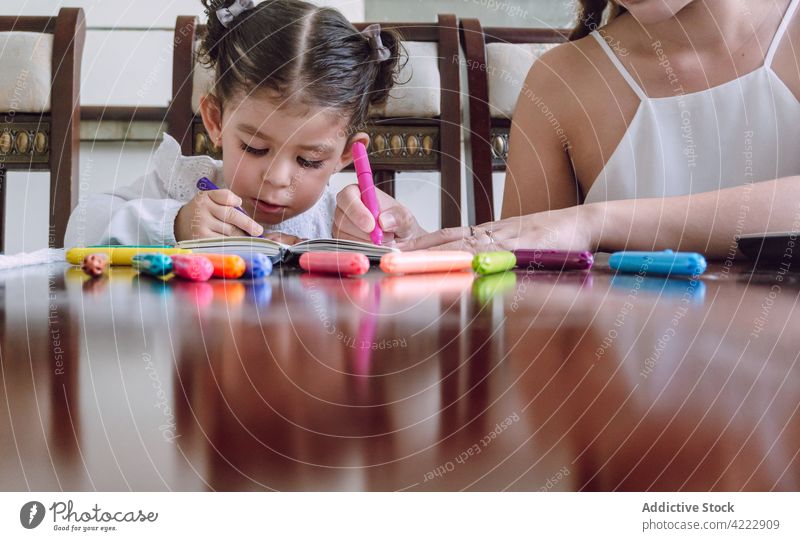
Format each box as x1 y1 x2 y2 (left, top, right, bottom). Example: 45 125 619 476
557 0 800 203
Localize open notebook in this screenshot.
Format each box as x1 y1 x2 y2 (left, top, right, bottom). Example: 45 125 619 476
177 236 398 263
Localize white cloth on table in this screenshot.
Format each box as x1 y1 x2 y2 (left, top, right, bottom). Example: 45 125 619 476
0 248 65 270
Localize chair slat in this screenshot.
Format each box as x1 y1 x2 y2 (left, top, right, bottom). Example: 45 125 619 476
0 8 85 250
460 18 569 224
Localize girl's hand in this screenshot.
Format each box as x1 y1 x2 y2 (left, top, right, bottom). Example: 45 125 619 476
333 184 427 245
397 205 600 253
174 190 264 241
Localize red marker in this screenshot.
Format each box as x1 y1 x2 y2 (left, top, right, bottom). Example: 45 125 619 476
299 252 370 276
171 254 214 282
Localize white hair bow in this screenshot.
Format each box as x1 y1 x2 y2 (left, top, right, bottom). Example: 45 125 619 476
362 24 391 62
216 0 255 29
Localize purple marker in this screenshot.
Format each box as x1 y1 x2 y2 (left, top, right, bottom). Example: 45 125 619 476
513 249 594 271
196 177 262 237
196 177 247 214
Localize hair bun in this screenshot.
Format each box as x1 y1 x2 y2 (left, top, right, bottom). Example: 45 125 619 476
367 27 405 107
199 0 235 65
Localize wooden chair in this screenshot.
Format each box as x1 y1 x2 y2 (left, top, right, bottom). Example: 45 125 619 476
0 7 86 250
459 19 568 224
168 14 463 228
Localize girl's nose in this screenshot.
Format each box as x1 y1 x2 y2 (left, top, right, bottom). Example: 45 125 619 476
261 162 293 189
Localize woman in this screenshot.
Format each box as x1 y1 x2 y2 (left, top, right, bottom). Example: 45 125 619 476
334 0 800 256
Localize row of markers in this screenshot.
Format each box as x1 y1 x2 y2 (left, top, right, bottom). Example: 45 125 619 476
80 248 707 280
78 249 588 280
326 249 705 276
81 252 271 280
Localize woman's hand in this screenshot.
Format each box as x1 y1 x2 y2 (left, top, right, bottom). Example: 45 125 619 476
397 205 601 253
333 184 427 245
175 190 264 241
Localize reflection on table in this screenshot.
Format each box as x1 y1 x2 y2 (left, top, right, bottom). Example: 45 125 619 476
1 259 798 490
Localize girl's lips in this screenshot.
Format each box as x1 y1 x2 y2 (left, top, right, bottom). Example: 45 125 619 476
254 198 288 215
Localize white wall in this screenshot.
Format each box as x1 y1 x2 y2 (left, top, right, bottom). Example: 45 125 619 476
366 0 573 26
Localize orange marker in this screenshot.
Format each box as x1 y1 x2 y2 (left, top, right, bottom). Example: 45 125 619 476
380 251 474 274
299 252 370 276
201 253 246 279
171 254 214 282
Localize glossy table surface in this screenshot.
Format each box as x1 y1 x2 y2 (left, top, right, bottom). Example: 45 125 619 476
1 258 799 491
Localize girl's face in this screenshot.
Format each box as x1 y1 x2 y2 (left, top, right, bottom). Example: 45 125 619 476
200 91 365 225
613 0 695 24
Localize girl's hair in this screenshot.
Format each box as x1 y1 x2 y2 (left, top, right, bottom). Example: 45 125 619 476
199 0 404 130
570 0 627 40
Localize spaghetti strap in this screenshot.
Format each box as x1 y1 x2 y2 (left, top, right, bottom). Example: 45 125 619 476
590 31 648 100
765 0 800 67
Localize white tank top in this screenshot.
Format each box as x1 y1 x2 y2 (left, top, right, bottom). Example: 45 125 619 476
584 0 800 204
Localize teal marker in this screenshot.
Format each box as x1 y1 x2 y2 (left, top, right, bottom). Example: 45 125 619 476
132 253 174 277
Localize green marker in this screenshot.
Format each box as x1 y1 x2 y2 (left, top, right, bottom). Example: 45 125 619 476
472 272 517 304
472 251 517 275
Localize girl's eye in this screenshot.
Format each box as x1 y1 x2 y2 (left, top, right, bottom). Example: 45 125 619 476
298 157 325 169
240 143 269 156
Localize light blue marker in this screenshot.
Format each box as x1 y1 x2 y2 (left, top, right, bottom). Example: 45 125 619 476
608 250 707 276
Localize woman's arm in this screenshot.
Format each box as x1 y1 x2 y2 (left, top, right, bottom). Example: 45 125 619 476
399 177 800 257
502 47 581 218
593 176 800 256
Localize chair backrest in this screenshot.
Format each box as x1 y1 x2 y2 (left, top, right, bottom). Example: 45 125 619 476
460 19 567 224
0 7 85 250
168 14 463 228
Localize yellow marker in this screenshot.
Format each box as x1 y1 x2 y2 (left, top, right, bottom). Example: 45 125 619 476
66 247 192 266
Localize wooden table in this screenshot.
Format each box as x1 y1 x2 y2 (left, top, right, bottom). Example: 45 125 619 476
1 258 799 491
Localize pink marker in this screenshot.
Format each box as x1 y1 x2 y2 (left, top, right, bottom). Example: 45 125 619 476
352 142 384 245
171 254 214 282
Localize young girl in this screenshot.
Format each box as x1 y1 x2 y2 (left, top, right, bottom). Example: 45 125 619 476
336 0 800 257
65 0 401 247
